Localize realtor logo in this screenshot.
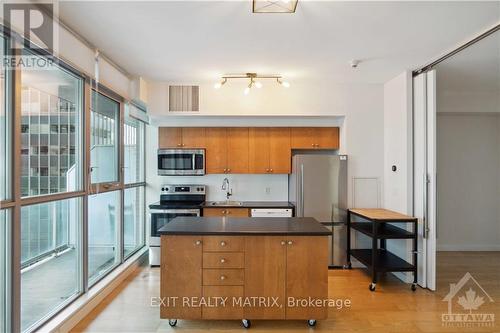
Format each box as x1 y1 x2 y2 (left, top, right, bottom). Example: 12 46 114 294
3 1 56 52
442 272 494 327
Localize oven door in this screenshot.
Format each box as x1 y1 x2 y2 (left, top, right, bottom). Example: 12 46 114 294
150 209 201 245
157 149 205 176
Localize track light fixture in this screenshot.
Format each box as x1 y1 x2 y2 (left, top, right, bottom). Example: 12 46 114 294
214 73 290 95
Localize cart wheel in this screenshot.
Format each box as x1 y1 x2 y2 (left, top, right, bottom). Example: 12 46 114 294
411 283 417 291
369 283 376 291
168 319 177 327
308 319 317 327
242 319 251 329
343 263 352 269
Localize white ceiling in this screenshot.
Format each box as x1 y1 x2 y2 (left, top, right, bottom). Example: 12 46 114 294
437 30 499 93
59 1 500 84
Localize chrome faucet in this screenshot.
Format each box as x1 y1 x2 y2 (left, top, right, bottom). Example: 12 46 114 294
222 177 233 200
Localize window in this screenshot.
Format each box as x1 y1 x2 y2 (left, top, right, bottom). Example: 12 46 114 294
88 190 120 285
124 116 145 184
20 50 83 198
0 36 9 201
124 187 144 258
0 210 10 333
90 92 119 184
20 198 81 331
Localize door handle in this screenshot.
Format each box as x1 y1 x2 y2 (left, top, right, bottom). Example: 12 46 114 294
300 164 305 217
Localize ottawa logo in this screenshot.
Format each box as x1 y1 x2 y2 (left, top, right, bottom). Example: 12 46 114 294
442 272 494 327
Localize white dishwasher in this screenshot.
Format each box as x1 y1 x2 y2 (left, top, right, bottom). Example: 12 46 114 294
250 208 293 218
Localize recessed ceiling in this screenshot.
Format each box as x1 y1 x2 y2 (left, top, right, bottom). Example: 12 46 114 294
58 1 500 84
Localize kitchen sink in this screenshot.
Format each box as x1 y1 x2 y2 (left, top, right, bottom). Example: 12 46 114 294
209 201 243 207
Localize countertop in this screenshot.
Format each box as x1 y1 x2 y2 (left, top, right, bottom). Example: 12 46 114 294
202 201 294 209
158 217 330 236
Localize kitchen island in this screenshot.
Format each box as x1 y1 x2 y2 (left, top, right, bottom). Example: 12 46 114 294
158 217 330 328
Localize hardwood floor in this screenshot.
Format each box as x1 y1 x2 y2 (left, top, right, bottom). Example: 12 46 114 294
71 252 500 333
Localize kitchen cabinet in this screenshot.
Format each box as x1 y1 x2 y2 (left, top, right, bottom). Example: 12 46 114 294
203 208 250 217
161 234 328 323
249 127 291 174
226 128 249 173
160 235 202 319
291 127 339 149
158 127 205 148
205 128 227 174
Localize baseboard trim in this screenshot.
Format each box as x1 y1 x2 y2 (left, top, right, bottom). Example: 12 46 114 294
39 248 148 333
438 244 500 251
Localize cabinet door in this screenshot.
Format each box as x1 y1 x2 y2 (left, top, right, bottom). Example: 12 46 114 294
203 208 227 217
158 127 182 148
161 235 202 319
226 128 249 173
316 127 339 149
244 236 286 319
248 128 270 173
225 208 249 217
203 208 249 218
182 127 206 148
290 127 316 149
285 236 328 320
269 127 291 173
205 128 227 174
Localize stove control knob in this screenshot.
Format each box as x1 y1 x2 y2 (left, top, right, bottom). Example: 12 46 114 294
161 187 165 191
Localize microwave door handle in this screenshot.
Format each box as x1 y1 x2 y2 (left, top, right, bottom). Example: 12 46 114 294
192 154 196 171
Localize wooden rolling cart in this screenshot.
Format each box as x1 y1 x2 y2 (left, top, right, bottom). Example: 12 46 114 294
346 208 418 291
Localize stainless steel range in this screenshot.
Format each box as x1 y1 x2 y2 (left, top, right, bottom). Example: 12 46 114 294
149 185 206 266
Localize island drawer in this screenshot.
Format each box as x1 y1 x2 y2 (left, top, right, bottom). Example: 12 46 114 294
202 286 244 319
203 236 245 252
203 269 244 286
203 252 244 269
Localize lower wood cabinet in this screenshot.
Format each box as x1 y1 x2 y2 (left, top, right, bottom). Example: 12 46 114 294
161 235 328 321
203 208 250 218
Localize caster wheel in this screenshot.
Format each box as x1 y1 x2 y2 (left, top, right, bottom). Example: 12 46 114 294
242 319 251 329
343 263 352 269
308 319 317 327
411 283 417 291
369 283 376 291
168 319 177 327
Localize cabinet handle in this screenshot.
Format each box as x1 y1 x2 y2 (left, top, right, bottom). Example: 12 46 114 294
220 241 226 247
221 210 226 214
220 258 226 263
281 241 286 246
220 275 226 280
311 143 315 147
227 168 231 173
266 168 269 173
270 169 273 172
177 143 182 147
195 240 202 245
287 240 293 245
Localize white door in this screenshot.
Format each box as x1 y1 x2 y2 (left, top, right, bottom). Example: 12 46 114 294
413 70 437 290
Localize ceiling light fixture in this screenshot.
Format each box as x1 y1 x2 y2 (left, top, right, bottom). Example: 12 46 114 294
253 0 298 13
214 73 290 95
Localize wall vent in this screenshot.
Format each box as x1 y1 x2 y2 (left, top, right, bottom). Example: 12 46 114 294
168 85 199 112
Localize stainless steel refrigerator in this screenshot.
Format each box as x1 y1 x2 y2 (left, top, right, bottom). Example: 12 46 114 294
289 154 348 268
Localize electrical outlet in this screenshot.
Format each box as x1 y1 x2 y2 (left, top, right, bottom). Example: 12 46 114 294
265 187 271 194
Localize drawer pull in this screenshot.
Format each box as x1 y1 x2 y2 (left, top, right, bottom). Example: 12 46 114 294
220 241 226 247
195 240 202 245
220 258 226 263
281 241 286 246
220 275 226 281
287 240 293 245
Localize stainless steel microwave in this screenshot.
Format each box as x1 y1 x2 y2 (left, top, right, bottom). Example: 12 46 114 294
157 149 205 176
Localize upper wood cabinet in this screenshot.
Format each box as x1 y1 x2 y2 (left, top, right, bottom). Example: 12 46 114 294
291 127 339 149
249 128 291 174
158 127 205 148
205 128 249 174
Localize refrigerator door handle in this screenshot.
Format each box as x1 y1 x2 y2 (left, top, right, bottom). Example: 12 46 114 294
300 164 305 217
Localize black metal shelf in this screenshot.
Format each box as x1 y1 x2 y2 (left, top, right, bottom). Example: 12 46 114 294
350 249 414 272
350 222 414 239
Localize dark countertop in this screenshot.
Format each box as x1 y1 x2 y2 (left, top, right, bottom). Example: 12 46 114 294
202 201 295 209
158 217 330 236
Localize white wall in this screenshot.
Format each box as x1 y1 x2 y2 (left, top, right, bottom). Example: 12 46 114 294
382 71 413 282
436 114 500 251
146 80 385 212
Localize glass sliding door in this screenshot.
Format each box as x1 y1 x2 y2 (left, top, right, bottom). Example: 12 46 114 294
123 187 144 258
1 35 9 201
20 198 82 331
20 50 83 197
124 116 144 184
88 190 120 285
0 210 10 333
90 92 120 184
